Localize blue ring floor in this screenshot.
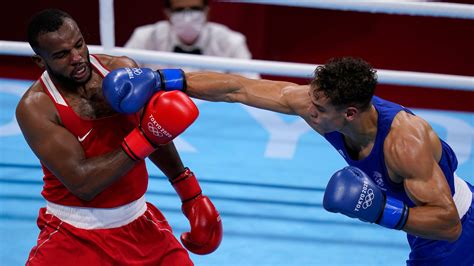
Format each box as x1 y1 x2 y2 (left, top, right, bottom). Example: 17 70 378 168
1 78 473 265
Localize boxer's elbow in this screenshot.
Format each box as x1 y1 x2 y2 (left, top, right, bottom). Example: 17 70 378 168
54 163 105 201
69 184 99 201
74 190 97 201
445 223 462 242
440 207 462 242
63 174 100 201
443 219 462 242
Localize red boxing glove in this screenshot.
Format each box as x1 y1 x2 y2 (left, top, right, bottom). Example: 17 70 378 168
171 168 223 255
122 91 198 161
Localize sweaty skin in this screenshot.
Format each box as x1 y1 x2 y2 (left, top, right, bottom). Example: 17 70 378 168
184 71 461 241
16 18 185 201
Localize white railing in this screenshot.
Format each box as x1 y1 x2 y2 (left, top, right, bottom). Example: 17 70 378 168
1 40 473 91
223 0 474 20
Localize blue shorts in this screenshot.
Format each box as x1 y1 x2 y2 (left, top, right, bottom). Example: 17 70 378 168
406 182 474 265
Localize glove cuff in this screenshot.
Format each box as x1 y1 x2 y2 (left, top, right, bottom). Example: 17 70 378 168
122 128 155 161
157 69 187 92
171 168 202 202
377 196 409 230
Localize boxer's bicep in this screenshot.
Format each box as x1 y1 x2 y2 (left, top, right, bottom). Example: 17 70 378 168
385 125 460 239
16 93 86 189
386 117 454 208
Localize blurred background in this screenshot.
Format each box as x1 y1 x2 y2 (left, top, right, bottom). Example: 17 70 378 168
0 1 473 265
1 0 473 111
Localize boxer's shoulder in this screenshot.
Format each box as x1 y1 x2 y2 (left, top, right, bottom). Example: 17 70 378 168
17 81 59 124
93 54 138 70
21 80 53 107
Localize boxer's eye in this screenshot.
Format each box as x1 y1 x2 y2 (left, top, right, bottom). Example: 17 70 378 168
53 52 67 59
75 41 83 49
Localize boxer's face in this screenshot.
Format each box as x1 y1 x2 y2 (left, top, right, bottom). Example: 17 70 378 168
34 18 92 87
308 89 348 133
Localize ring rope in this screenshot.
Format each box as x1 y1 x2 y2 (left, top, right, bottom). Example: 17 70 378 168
224 0 474 20
0 40 473 91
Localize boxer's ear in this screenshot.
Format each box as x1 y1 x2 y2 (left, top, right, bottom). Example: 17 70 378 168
345 106 359 122
31 55 45 70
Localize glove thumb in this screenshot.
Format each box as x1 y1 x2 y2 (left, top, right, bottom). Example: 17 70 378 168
180 222 223 255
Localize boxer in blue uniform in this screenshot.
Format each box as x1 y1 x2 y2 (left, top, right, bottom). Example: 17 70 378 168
102 57 473 264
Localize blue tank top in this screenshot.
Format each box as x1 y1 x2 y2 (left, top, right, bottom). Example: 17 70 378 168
324 96 458 207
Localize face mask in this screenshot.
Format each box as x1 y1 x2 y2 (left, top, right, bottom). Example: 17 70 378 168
170 10 206 45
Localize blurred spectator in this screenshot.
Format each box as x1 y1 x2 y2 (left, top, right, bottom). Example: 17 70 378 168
125 0 259 78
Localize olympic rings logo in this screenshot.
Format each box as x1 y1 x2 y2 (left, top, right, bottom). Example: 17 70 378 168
131 68 143 76
147 122 163 137
362 189 374 209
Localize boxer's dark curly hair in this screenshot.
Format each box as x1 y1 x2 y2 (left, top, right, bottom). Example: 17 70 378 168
311 57 377 111
27 9 72 52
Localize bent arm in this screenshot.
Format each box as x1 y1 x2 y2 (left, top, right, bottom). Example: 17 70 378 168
386 117 461 241
16 90 136 201
186 72 310 115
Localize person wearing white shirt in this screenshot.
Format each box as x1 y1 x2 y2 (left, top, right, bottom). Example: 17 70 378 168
125 0 259 79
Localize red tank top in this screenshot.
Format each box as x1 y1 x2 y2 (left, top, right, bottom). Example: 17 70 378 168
39 55 148 208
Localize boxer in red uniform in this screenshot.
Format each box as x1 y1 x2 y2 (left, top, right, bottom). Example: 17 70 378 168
17 9 222 265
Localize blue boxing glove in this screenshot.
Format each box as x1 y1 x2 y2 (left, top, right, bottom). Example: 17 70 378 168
323 166 409 230
103 67 186 114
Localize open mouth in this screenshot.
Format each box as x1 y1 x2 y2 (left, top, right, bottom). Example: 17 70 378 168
72 64 89 80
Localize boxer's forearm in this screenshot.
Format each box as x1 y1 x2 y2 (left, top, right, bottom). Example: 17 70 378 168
402 205 461 242
186 72 245 102
62 148 136 201
186 71 299 114
148 141 186 179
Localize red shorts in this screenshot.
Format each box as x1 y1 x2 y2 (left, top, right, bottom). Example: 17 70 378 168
26 202 193 266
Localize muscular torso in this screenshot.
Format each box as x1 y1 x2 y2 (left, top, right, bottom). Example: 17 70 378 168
17 54 147 206
28 55 131 122
60 71 115 119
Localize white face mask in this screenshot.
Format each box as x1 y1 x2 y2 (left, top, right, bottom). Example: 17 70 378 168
170 10 206 45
